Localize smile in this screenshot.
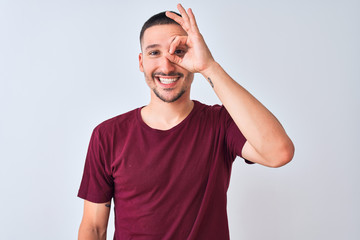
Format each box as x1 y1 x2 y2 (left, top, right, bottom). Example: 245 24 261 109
158 77 179 84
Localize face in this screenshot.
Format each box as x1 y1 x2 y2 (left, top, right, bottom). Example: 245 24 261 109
139 24 194 103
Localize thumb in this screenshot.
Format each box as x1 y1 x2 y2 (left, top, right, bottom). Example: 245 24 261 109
165 52 182 66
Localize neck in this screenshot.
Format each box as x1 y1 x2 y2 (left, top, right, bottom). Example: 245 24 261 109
141 96 194 130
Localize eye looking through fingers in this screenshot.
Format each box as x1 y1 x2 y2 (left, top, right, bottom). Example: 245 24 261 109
174 48 186 57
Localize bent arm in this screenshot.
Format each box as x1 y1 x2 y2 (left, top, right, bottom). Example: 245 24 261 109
78 200 111 240
201 62 294 167
166 4 294 167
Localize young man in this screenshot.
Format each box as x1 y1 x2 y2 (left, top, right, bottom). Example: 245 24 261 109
78 4 294 240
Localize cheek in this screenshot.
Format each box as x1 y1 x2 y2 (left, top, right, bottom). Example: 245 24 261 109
186 73 195 83
142 58 161 70
141 61 150 74
143 70 155 85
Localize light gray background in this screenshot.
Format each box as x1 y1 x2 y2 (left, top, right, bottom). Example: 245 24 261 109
1 0 359 239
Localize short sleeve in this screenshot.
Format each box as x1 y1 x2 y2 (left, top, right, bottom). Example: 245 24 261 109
221 106 254 164
78 127 114 203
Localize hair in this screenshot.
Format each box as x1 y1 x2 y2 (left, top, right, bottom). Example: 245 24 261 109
139 11 181 45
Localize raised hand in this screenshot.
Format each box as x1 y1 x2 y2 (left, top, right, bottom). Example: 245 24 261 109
168 5 294 168
165 4 215 74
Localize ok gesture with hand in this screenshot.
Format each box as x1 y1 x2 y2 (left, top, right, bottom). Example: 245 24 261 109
165 4 216 74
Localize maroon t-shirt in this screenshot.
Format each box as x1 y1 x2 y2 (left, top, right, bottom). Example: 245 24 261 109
78 101 247 240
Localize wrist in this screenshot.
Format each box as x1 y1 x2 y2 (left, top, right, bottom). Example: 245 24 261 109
200 61 221 79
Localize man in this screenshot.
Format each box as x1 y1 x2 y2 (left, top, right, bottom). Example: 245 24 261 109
78 4 294 240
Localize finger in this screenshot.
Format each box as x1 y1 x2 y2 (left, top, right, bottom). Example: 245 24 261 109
165 52 182 66
166 11 184 26
187 8 199 32
169 36 188 54
176 4 191 31
177 4 189 22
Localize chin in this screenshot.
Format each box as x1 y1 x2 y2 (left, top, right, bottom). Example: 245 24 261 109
153 88 186 103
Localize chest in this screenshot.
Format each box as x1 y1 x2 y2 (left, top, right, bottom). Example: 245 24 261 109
109 124 224 200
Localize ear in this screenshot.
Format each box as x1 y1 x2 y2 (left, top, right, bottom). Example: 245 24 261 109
139 53 144 72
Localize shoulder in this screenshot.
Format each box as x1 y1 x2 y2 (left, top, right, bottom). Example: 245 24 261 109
93 108 140 136
193 100 229 120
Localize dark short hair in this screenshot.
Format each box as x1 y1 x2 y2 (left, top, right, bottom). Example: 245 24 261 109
139 11 181 45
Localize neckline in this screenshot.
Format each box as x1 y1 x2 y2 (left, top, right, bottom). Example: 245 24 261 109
137 100 200 133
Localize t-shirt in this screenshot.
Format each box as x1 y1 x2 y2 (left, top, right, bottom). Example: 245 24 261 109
78 100 248 240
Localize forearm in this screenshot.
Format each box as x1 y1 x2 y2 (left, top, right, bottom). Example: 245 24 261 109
165 4 293 164
201 61 294 163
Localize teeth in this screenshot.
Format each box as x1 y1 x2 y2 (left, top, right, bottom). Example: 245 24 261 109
159 77 178 84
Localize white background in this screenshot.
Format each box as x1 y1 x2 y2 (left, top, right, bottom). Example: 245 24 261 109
1 0 359 239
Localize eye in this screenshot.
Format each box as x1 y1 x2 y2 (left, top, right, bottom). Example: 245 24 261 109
148 50 160 56
174 49 186 57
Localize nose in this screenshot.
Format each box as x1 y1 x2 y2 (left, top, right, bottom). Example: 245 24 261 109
159 56 176 74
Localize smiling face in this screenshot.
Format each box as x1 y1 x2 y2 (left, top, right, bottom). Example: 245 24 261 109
139 24 194 103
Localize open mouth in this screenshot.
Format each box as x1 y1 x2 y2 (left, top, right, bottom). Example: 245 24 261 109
158 77 179 84
153 73 183 86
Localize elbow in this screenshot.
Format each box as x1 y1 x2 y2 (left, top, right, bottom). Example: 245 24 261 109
267 140 295 168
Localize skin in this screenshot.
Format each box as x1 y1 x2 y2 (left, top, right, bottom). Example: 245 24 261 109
78 4 295 239
140 24 193 104
139 23 196 129
78 200 110 240
163 5 294 167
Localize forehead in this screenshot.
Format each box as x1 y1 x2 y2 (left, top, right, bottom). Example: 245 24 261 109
141 24 187 49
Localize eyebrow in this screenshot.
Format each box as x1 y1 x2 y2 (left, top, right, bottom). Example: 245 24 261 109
144 44 160 51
